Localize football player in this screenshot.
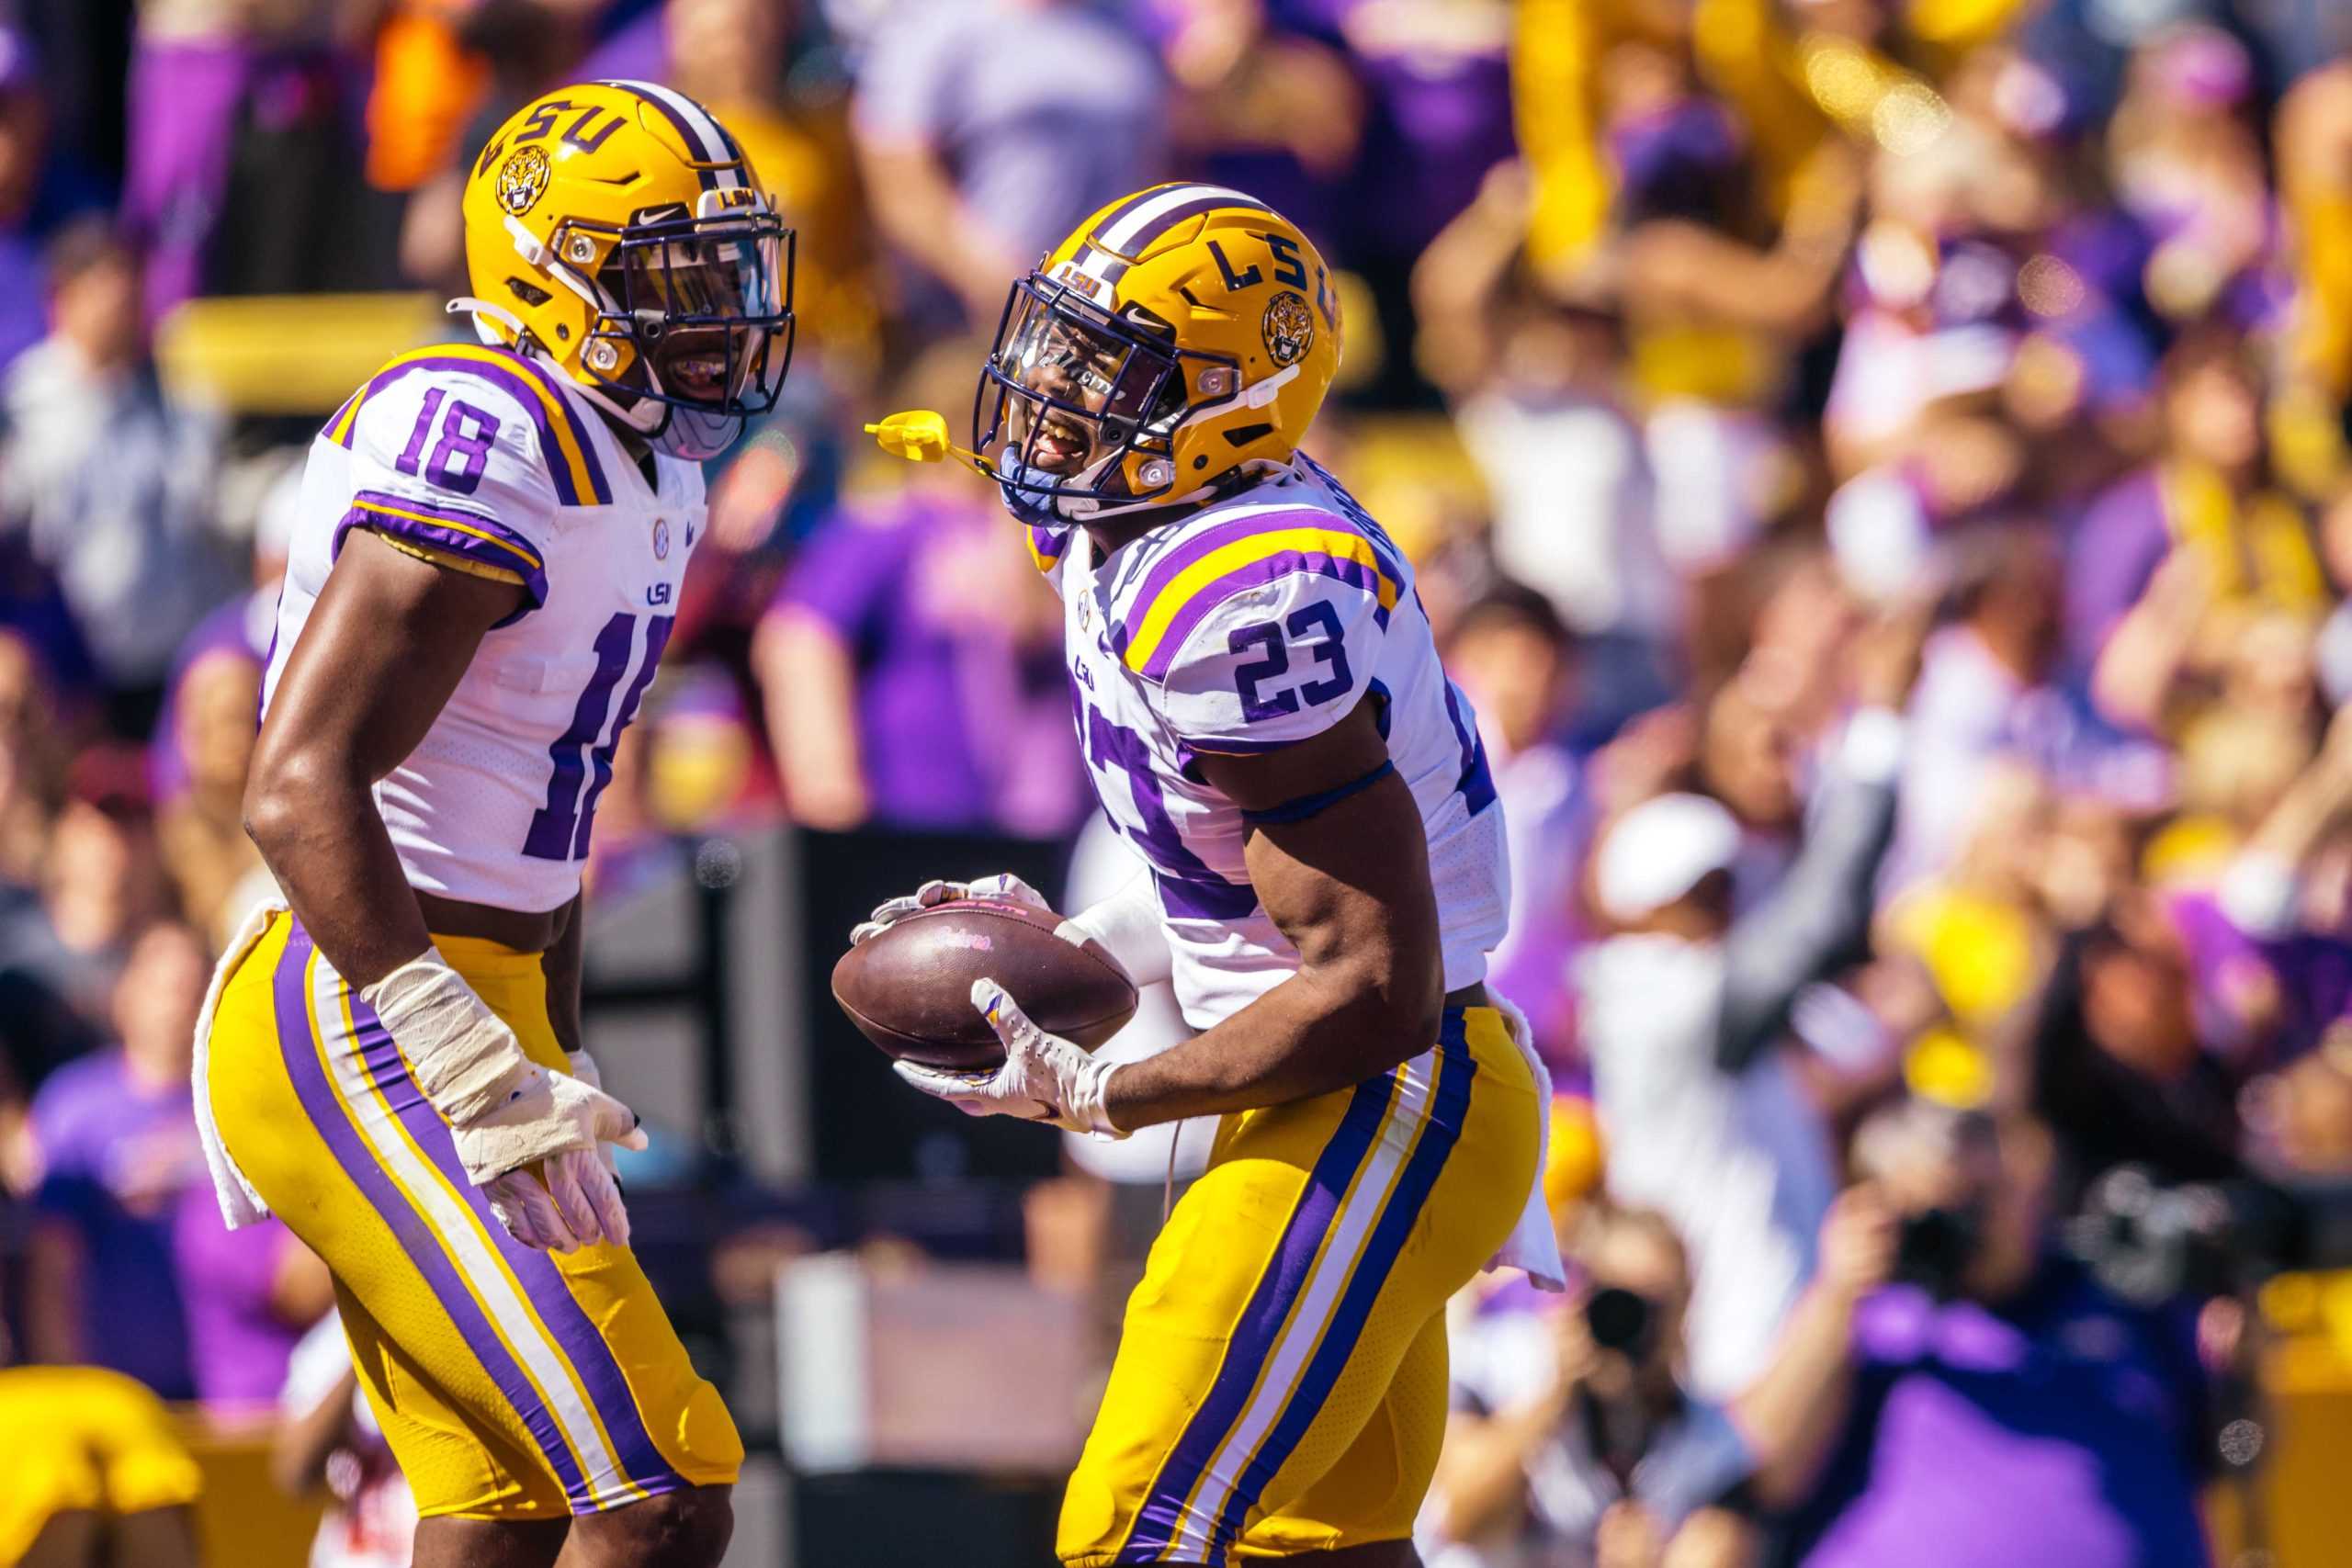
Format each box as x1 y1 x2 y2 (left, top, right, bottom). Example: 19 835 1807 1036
197 83 786 1567
855 186 1561 1567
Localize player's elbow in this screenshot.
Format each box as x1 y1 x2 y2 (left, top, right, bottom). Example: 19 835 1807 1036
242 746 347 860
1323 942 1445 1069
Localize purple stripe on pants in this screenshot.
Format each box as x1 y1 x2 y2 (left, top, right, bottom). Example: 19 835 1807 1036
1115 1070 1396 1562
335 950 688 1498
270 920 593 1507
1204 1016 1476 1560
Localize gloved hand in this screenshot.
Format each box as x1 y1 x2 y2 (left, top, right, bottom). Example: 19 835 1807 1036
478 1049 637 1253
850 873 1052 945
458 1067 647 1253
361 953 645 1252
891 979 1127 1137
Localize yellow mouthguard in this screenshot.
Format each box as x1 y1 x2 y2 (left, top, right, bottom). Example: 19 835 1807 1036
863 410 996 478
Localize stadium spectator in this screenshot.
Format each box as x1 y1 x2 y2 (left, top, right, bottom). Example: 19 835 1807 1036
663 0 881 381
852 0 1166 328
273 1313 421 1568
1883 527 2074 897
0 20 107 373
1577 609 1920 1402
1740 1100 2213 1568
1316 0 1515 402
123 0 369 319
20 919 209 1400
0 627 63 888
2071 326 2326 683
1422 1204 1756 1568
754 465 1078 834
0 220 233 734
754 346 1080 836
3 749 170 1030
154 645 268 945
1447 584 1587 1064
173 1189 332 1411
1149 0 1363 247
1415 160 1678 726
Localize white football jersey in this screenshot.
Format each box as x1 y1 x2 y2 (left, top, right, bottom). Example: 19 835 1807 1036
1037 455 1510 1029
262 344 702 913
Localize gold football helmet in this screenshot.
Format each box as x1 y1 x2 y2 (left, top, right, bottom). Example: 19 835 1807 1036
457 80 794 459
976 184 1342 523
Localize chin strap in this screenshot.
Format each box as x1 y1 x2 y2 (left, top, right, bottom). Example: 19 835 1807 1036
447 295 528 346
448 296 666 440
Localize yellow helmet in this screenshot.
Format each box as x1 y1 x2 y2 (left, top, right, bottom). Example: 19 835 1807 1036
458 80 795 459
976 184 1341 524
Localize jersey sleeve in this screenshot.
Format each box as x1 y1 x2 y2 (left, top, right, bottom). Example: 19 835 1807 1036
330 364 568 615
1133 526 1395 752
1025 521 1073 597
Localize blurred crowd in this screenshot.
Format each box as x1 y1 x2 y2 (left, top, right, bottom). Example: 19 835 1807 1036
3 0 2352 1563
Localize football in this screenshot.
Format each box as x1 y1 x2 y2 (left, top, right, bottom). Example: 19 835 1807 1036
831 899 1139 1069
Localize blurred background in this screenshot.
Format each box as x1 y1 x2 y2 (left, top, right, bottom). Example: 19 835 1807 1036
6 0 2352 1564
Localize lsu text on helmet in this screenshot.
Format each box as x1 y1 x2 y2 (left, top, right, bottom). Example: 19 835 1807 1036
458 80 796 461
976 184 1342 525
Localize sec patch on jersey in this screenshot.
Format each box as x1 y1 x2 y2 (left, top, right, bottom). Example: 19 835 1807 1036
831 900 1136 1068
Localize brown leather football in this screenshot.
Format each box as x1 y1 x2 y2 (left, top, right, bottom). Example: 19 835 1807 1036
831 899 1138 1069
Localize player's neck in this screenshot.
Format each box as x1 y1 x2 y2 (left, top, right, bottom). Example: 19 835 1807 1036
1079 491 1224 558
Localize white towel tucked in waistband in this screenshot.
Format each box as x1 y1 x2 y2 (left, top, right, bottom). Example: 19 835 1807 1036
191 900 282 1229
1484 988 1566 1292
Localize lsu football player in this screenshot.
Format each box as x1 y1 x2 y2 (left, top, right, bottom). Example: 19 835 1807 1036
854 186 1562 1566
195 83 784 1566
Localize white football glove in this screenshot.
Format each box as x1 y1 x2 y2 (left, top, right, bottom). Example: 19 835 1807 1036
850 873 1052 945
892 979 1127 1137
480 1050 634 1254
362 953 646 1253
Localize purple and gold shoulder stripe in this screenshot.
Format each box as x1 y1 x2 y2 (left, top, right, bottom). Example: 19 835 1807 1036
327 344 614 509
1113 505 1400 682
1026 524 1070 575
334 491 550 613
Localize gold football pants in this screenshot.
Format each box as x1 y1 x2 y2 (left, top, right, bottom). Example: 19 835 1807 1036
1060 1003 1539 1564
204 911 741 1519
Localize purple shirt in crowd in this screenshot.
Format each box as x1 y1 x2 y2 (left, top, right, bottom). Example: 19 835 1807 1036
2168 887 2352 1069
852 0 1167 267
146 586 272 806
174 1184 308 1407
2065 467 2171 675
1283 0 1514 259
30 1047 203 1400
1789 1262 2210 1568
776 493 1080 835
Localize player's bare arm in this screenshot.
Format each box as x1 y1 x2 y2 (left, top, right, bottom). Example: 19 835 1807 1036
245 528 525 987
1101 700 1444 1129
245 526 641 1255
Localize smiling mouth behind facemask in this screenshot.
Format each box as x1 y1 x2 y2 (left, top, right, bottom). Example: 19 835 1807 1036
1029 408 1098 474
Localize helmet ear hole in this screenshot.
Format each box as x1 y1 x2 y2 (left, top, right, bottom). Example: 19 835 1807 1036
506 277 551 307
